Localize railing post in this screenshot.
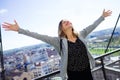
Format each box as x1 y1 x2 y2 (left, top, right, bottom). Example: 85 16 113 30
100 57 107 80
0 25 5 80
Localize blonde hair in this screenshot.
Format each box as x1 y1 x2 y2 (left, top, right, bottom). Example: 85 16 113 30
58 20 78 38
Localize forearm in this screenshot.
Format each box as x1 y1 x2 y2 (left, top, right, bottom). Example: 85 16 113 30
80 16 105 38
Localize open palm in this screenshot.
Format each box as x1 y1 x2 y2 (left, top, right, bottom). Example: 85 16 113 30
2 20 19 32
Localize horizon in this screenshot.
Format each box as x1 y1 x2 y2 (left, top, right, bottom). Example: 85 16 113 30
2 26 120 51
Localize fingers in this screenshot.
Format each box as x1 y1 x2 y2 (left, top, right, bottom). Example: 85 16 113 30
2 22 12 31
103 9 112 14
103 9 112 13
2 24 10 28
2 22 12 26
106 10 112 13
2 20 18 27
2 24 10 31
106 10 112 16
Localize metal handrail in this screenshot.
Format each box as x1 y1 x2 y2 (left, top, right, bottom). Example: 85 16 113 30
0 25 5 80
94 48 120 80
95 48 120 60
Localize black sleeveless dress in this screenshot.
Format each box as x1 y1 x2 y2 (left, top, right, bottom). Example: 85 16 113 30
67 37 93 80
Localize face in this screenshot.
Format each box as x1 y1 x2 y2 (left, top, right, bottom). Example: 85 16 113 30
61 19 73 32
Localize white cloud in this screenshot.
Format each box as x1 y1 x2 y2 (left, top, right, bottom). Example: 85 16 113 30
0 9 8 14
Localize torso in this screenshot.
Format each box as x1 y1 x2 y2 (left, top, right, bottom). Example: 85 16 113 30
67 37 90 71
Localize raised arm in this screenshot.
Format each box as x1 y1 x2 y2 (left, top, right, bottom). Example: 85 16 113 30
80 9 112 38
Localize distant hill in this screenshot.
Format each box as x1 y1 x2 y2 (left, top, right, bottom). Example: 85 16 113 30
3 43 51 55
87 26 120 42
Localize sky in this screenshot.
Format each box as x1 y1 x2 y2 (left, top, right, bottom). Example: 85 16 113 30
0 0 120 51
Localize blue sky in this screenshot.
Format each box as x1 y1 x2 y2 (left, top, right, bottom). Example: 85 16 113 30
0 0 120 50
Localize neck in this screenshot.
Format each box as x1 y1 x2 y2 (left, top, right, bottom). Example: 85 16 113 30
64 28 76 39
66 32 76 40
66 33 77 43
67 34 73 39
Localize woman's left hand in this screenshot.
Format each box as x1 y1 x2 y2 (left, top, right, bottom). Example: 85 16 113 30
102 9 112 18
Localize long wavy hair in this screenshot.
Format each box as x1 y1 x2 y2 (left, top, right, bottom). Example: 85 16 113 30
58 20 78 38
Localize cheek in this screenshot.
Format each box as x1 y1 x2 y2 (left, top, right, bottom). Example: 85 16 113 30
61 26 65 31
61 26 66 33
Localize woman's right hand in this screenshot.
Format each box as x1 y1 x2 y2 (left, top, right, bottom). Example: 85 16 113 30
2 20 19 32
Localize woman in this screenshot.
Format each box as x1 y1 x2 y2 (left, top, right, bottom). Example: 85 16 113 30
2 9 112 80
